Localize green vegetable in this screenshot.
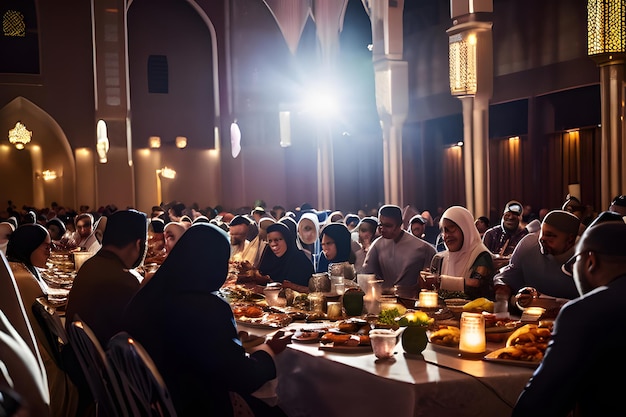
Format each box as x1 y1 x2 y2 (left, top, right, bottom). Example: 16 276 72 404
378 308 402 325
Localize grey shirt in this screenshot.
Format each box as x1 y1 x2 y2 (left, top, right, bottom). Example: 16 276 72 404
362 231 436 291
493 233 579 300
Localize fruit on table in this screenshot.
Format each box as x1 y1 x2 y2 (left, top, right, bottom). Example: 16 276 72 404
462 297 494 313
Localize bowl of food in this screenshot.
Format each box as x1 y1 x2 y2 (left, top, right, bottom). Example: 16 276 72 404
444 298 467 319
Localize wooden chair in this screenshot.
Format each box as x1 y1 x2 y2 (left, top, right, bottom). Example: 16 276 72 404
32 298 96 417
106 332 177 417
67 317 127 417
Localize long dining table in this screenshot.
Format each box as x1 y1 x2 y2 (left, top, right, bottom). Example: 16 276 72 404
238 321 534 417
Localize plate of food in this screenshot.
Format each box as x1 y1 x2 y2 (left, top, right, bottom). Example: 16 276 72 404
318 331 371 353
291 329 325 343
483 323 551 368
483 350 540 368
235 313 292 329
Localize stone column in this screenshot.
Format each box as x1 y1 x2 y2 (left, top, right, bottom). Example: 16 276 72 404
587 0 626 208
366 0 407 206
447 0 493 217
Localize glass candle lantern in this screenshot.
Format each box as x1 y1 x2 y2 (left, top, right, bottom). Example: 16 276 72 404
459 312 486 353
418 290 439 308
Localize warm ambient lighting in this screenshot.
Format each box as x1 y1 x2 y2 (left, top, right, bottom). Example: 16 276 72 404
459 312 486 354
587 0 625 57
149 136 161 148
508 136 520 142
41 170 57 181
449 32 477 96
155 167 176 206
175 136 187 149
157 166 176 179
96 120 109 163
418 290 439 308
8 121 32 150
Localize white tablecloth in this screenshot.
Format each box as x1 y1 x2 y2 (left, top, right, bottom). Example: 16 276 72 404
238 322 534 417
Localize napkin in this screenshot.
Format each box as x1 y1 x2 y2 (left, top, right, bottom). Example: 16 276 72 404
439 275 464 292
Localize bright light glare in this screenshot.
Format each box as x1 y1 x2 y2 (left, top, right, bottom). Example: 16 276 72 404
304 88 338 119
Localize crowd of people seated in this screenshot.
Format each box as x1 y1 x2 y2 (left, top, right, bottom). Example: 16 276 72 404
0 193 625 416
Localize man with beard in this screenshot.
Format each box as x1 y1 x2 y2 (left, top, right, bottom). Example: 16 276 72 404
493 210 580 309
65 209 148 346
482 200 528 256
228 215 252 262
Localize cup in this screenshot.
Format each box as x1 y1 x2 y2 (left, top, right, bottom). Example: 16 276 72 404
369 329 398 360
263 284 282 307
73 251 94 271
357 274 376 292
331 276 344 295
308 292 325 313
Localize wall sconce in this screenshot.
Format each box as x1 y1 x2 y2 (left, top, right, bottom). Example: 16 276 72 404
587 0 626 59
158 166 176 179
96 120 109 163
36 170 57 181
230 122 241 158
149 136 161 149
459 312 486 355
448 32 477 96
8 121 32 150
175 136 187 149
155 166 176 205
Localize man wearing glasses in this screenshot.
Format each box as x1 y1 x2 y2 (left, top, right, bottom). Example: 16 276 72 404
513 219 626 417
361 204 436 292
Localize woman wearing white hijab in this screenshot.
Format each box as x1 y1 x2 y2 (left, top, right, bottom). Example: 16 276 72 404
297 212 321 271
433 206 495 300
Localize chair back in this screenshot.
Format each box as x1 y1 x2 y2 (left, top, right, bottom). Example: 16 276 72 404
67 317 127 417
32 297 67 366
106 332 177 417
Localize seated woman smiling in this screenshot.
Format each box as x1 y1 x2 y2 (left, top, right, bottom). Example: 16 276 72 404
258 223 314 293
432 206 495 300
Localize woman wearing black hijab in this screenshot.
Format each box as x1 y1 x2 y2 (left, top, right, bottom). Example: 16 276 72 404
316 223 355 274
7 224 80 416
6 224 53 306
258 222 314 290
123 223 289 417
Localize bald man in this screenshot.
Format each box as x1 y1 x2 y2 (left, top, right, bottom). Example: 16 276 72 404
513 219 626 417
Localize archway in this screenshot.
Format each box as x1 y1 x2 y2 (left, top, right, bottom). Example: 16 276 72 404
0 97 76 212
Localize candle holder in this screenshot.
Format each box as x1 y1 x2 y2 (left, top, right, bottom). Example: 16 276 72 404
458 312 486 358
417 290 439 309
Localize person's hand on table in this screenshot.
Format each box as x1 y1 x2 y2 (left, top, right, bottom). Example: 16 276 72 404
265 330 292 355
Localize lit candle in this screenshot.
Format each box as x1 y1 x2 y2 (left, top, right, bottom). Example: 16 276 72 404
521 306 546 322
326 301 342 319
419 291 439 308
459 312 486 353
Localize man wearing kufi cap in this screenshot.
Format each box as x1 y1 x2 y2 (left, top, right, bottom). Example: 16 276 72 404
483 200 529 257
608 194 626 216
513 220 626 416
494 210 581 308
228 215 252 262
